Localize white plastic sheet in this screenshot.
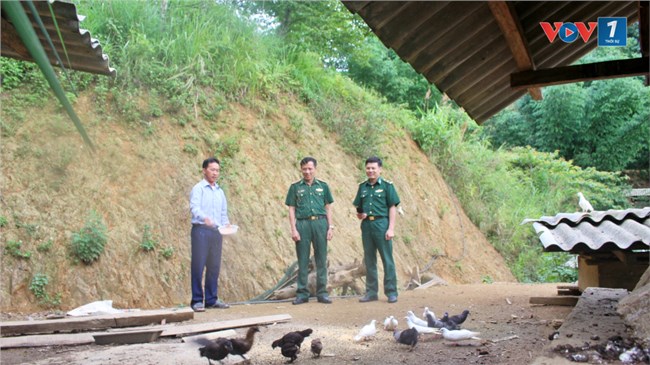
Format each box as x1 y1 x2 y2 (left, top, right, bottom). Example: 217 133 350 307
66 300 123 317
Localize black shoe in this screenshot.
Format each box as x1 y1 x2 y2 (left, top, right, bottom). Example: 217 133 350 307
387 295 398 303
359 294 379 303
292 297 308 305
317 296 332 304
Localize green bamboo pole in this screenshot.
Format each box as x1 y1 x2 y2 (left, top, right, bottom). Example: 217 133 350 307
2 0 95 151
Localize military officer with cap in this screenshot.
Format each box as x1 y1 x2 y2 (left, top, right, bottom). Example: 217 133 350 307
285 157 334 305
353 156 400 303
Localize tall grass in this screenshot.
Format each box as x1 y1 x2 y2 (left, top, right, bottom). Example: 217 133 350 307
75 0 396 157
403 102 630 281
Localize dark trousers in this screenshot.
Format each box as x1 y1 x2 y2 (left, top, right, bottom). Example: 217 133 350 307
191 225 223 306
361 218 397 298
295 218 329 299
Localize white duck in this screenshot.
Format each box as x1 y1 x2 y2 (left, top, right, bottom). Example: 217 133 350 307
354 319 377 342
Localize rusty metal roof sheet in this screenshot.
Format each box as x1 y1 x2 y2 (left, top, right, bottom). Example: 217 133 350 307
525 207 650 253
1 0 115 76
343 1 639 124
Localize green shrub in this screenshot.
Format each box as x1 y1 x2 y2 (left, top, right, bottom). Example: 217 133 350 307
37 239 54 252
0 216 7 227
71 211 107 264
140 224 157 252
29 273 62 308
183 143 198 155
5 240 31 259
161 247 174 259
29 273 49 300
0 58 28 91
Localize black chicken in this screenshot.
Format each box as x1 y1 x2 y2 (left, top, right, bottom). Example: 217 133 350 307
196 337 233 365
428 312 459 330
229 326 260 360
439 312 460 330
272 328 313 363
281 343 301 363
448 310 470 325
310 338 322 357
393 327 418 351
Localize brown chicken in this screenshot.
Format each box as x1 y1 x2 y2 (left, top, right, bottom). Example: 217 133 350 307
228 326 260 360
310 338 323 357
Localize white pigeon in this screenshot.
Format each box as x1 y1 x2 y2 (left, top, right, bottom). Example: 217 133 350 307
406 311 428 327
440 328 481 341
383 316 398 331
404 316 440 334
577 192 594 213
423 307 437 321
354 319 377 342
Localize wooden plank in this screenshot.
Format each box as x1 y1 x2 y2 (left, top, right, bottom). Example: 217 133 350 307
0 324 176 348
113 308 193 328
1 314 290 349
556 285 579 290
529 296 579 306
181 329 236 343
487 1 542 100
0 308 193 337
92 329 163 345
161 314 292 338
341 1 370 14
511 57 650 89
557 288 581 296
0 333 96 348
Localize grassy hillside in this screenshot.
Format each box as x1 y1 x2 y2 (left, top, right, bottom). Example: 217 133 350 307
1 0 630 312
0 86 514 311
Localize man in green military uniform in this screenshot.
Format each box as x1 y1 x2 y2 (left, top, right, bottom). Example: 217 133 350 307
353 156 401 303
285 157 334 305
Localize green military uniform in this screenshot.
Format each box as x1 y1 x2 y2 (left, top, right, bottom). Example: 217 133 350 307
352 177 400 299
285 179 334 300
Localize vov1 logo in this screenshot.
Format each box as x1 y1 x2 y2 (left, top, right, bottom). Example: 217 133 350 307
540 17 627 46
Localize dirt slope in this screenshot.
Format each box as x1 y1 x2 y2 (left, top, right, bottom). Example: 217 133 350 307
0 92 514 312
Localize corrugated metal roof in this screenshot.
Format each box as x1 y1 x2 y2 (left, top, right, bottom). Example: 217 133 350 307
343 1 640 124
1 0 115 76
525 207 650 253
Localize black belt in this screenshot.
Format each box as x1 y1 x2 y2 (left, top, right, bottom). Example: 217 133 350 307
364 216 386 221
298 215 327 221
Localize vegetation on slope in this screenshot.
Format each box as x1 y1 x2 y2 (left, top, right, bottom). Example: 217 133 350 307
0 0 634 310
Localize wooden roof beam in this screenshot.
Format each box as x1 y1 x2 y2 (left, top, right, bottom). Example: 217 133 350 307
511 57 650 89
488 1 542 100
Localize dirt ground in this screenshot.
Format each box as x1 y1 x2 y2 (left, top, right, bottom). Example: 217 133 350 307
1 283 593 365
